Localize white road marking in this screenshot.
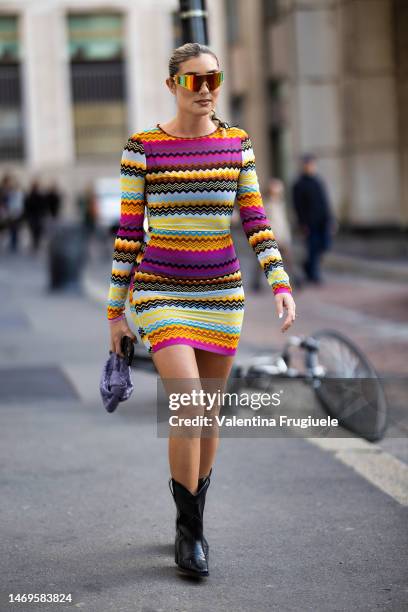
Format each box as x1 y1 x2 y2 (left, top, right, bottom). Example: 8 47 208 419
309 437 408 506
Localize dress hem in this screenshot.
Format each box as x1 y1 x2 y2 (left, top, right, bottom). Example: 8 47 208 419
151 337 237 356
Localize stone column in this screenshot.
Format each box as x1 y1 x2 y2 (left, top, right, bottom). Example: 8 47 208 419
126 0 177 132
340 0 400 226
239 0 270 192
207 0 229 122
20 2 74 168
290 0 343 220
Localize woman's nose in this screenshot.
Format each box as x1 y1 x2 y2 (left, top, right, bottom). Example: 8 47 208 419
199 81 210 93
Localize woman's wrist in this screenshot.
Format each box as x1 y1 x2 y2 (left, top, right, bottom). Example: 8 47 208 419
108 313 126 324
274 286 292 296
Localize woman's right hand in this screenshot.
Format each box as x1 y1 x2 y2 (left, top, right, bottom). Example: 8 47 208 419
109 317 137 357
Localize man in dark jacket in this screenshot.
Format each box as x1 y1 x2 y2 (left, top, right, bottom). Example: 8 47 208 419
24 179 48 252
292 154 336 284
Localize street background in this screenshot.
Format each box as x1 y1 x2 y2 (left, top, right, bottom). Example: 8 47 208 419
1 0 408 610
0 229 407 611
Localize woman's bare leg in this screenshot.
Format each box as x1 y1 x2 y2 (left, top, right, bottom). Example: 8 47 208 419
194 348 236 478
151 344 203 494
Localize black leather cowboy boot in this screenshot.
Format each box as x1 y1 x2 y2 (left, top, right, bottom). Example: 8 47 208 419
169 475 210 577
197 467 213 561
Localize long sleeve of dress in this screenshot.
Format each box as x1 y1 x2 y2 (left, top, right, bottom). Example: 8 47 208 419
236 130 292 295
107 135 147 321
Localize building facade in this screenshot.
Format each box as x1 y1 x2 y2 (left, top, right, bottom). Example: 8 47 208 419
0 0 228 217
1 0 406 229
225 0 407 229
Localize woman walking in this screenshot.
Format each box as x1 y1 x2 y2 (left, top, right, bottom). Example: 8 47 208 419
107 42 296 578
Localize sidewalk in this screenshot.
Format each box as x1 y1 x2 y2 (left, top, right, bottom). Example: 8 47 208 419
293 241 408 284
1 250 407 612
292 227 408 283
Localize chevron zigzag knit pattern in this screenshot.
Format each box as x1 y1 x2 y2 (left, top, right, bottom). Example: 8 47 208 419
107 124 292 355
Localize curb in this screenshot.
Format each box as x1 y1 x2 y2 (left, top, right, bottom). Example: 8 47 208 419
292 244 408 283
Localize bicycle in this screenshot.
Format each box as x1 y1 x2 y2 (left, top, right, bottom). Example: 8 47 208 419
225 329 388 442
128 328 388 442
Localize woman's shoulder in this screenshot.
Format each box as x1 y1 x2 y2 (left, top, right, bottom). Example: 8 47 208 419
223 124 248 140
126 127 160 143
223 125 254 149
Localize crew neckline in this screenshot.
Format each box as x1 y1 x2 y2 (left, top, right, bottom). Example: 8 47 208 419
156 122 221 139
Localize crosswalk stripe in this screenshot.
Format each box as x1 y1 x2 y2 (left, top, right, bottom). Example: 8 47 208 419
309 437 408 506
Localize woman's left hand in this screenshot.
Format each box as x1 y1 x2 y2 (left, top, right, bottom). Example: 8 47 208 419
275 291 296 333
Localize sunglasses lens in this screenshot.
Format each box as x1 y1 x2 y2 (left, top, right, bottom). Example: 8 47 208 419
175 71 224 91
203 72 223 91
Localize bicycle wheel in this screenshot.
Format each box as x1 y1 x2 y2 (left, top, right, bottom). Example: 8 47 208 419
310 329 388 442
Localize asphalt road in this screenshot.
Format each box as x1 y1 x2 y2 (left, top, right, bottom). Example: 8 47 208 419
0 245 407 612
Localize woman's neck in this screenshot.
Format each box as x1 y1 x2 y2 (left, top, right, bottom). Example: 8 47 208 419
160 112 217 137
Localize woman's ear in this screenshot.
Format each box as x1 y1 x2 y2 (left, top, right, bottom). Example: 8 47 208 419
166 77 176 95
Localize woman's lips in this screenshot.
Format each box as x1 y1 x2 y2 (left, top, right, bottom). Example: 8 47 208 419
196 100 211 105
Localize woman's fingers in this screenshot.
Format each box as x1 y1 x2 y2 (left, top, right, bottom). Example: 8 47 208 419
116 340 124 357
275 293 296 333
275 293 294 317
109 318 137 355
110 331 122 356
281 309 294 332
112 331 136 356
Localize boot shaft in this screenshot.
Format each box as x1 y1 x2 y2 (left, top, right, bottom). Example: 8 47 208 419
169 476 210 536
168 471 212 577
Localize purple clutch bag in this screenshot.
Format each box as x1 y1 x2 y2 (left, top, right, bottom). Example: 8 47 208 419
100 351 134 413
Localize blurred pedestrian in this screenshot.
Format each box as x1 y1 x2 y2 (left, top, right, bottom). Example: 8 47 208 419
0 174 25 252
252 178 300 290
292 153 337 285
24 179 48 252
45 181 62 220
77 184 97 236
8 176 24 252
0 174 11 248
0 174 9 223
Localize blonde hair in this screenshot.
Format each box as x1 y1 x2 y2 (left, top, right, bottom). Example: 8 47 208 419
168 42 231 135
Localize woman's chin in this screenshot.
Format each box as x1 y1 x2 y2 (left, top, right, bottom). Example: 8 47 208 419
191 106 212 116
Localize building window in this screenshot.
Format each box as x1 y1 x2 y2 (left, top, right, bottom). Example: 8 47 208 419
226 0 240 44
67 13 127 158
262 0 280 23
0 15 24 160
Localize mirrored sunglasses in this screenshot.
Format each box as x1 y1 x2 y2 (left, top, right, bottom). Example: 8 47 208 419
172 71 224 92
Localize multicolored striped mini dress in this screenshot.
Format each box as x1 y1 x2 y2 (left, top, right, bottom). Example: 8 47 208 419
107 124 292 356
